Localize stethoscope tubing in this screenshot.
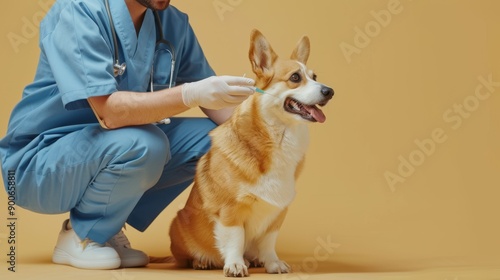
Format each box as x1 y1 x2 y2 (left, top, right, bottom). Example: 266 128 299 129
105 0 176 84
104 0 174 125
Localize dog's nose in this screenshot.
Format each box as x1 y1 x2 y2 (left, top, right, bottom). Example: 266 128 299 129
321 86 334 99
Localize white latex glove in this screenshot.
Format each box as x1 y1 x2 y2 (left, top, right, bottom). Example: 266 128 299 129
181 76 255 110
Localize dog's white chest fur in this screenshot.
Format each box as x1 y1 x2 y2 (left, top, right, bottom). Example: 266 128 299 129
247 124 309 208
244 198 282 242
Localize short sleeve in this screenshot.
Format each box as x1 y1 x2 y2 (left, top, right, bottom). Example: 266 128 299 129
40 1 117 110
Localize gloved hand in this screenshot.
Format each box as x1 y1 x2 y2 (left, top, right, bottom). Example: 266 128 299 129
181 76 255 110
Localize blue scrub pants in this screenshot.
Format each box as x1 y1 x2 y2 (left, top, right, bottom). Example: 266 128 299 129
12 118 215 244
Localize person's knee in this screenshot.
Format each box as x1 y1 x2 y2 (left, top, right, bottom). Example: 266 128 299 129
129 125 170 157
106 125 170 187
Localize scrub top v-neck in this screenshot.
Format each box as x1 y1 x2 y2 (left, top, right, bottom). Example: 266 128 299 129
108 0 156 92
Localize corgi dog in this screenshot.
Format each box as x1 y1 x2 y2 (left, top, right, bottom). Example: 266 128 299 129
168 29 334 277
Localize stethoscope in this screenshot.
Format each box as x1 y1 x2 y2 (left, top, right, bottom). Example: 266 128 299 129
104 0 175 124
104 0 176 90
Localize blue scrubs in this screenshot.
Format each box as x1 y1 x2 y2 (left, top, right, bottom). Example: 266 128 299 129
0 0 216 244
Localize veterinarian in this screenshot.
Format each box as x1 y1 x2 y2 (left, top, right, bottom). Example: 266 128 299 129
0 0 255 270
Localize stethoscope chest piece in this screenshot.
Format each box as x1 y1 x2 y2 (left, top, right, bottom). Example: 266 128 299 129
105 0 174 82
113 61 127 77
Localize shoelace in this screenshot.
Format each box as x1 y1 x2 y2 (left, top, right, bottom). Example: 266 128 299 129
108 231 131 249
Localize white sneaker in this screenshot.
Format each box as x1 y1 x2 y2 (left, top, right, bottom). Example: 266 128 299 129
106 230 149 268
52 219 121 269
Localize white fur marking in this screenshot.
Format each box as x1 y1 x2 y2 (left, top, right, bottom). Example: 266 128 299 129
247 125 308 208
257 231 280 263
214 222 246 265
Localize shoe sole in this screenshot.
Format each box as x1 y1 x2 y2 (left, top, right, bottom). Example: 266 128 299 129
120 256 149 268
53 248 121 269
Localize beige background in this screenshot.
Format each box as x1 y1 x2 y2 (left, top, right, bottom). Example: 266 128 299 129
1 0 499 278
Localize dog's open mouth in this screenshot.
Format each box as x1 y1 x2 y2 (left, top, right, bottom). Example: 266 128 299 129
284 98 326 123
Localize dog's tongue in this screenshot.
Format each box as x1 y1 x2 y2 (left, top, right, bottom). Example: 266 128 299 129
304 105 326 123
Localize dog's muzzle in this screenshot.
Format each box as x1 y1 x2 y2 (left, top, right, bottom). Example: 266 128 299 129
284 85 334 123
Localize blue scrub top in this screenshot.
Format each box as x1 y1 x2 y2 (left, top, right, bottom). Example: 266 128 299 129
0 0 215 175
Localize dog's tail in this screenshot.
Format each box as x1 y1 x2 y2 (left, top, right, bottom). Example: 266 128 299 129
149 256 176 263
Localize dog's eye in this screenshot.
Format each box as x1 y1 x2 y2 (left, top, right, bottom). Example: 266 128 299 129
312 74 317 81
289 73 301 83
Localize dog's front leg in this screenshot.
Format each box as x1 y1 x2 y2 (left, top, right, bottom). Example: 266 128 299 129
257 230 291 274
214 222 248 277
257 209 290 274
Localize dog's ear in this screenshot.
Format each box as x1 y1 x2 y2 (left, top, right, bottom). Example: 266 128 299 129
290 36 310 65
249 29 277 79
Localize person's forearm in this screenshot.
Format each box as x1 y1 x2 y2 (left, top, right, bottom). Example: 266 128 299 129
88 75 255 129
201 107 235 125
88 86 189 129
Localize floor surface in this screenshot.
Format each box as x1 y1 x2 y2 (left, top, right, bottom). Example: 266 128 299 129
2 256 499 280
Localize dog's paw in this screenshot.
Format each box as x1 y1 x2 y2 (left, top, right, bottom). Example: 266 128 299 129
223 262 249 277
265 260 291 274
245 258 263 268
192 258 212 270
